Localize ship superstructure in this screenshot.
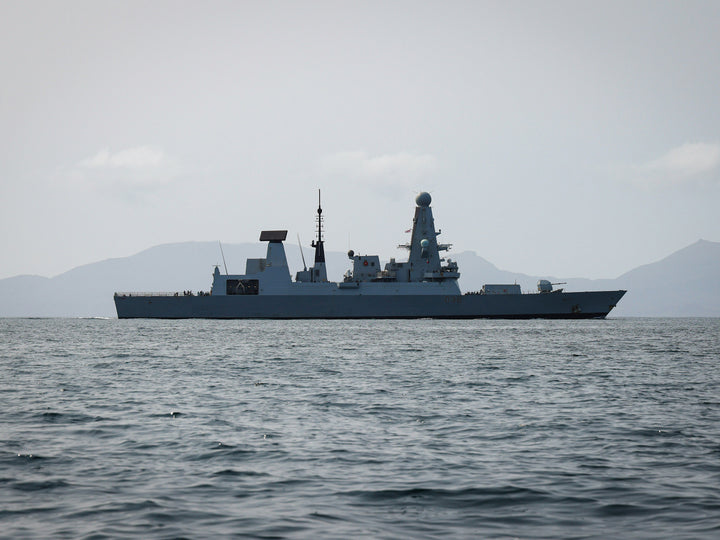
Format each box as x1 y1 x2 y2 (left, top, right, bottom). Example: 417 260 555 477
114 192 625 318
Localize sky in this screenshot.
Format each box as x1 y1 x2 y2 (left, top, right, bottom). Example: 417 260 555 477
1 0 719 280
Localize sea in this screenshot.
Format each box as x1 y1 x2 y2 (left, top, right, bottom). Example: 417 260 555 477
1 317 719 539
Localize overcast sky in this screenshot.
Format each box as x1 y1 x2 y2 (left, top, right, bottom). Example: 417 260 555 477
1 0 719 280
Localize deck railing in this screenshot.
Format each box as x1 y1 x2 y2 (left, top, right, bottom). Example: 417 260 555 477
114 291 210 297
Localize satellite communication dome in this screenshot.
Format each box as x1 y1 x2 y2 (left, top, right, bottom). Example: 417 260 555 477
415 192 432 207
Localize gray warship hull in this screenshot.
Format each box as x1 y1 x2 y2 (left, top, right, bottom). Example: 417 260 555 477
114 289 625 319
114 191 626 319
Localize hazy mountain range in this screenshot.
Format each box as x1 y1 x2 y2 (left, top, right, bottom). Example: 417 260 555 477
1 239 718 317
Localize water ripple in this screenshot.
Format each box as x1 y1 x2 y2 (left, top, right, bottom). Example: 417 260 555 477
1 317 719 538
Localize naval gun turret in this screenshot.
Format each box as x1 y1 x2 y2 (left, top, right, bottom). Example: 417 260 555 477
537 280 566 293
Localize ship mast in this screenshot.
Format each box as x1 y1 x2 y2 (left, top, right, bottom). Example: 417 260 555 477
315 189 323 246
310 189 327 281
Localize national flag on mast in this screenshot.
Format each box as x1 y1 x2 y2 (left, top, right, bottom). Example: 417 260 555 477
405 229 411 233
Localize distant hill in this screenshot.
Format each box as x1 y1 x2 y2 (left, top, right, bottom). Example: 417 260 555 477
454 240 720 317
1 240 718 317
606 239 720 317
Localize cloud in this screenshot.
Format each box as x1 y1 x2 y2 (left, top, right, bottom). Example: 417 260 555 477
79 146 168 170
68 146 181 192
318 151 438 198
634 142 720 185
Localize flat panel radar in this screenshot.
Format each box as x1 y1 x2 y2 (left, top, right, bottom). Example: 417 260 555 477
259 230 288 242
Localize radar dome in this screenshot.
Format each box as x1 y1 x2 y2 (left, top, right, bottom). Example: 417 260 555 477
415 192 432 207
420 238 430 248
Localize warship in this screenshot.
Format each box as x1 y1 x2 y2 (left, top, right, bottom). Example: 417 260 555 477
114 192 625 319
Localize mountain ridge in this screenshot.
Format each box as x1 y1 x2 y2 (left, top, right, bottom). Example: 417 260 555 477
1 240 718 317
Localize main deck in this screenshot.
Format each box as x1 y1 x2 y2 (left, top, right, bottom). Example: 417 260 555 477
115 289 626 319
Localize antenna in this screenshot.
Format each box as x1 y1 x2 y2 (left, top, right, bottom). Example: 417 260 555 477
297 233 307 270
218 241 228 275
310 188 326 266
316 188 323 243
